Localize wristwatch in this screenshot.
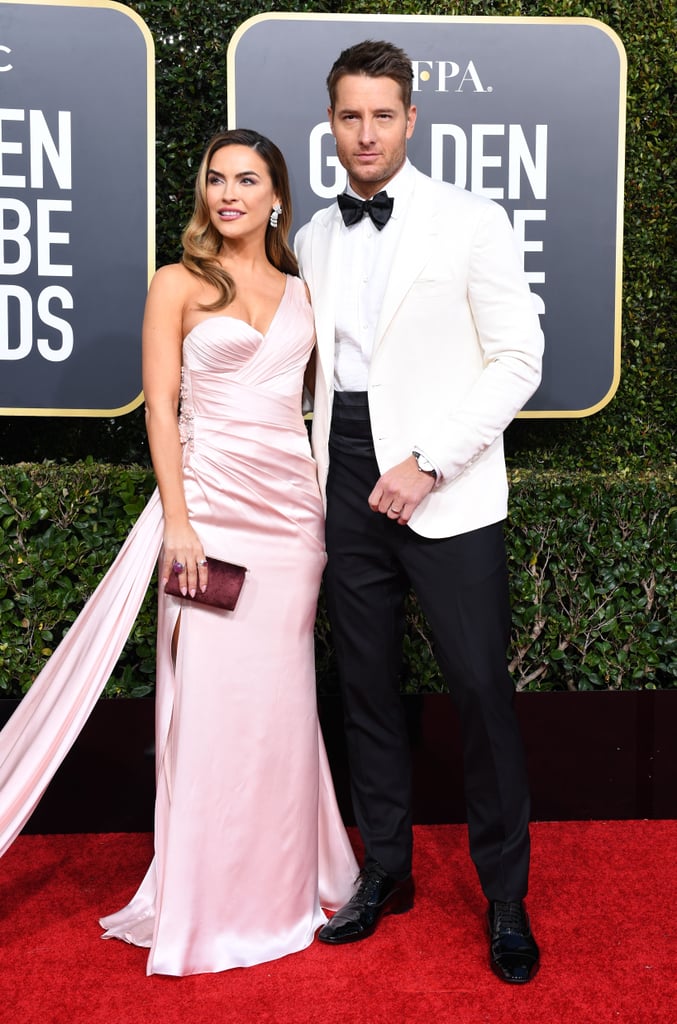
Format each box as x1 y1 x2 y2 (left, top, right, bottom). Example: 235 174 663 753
412 449 437 477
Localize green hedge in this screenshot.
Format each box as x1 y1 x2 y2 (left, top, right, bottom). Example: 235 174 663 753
0 463 157 699
0 2 674 696
1 463 673 698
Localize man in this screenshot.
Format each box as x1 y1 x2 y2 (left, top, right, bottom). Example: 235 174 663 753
296 40 543 984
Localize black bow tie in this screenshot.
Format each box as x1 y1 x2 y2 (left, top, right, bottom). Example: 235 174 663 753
337 190 394 230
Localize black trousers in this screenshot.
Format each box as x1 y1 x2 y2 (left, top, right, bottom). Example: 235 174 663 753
324 393 531 901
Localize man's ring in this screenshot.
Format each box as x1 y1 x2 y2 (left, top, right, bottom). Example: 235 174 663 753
390 507 402 515
197 558 208 567
172 560 185 574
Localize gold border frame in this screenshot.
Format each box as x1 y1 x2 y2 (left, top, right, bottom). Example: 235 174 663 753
0 0 155 417
228 13 627 419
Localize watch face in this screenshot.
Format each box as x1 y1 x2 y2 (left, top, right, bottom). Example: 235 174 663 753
415 453 435 473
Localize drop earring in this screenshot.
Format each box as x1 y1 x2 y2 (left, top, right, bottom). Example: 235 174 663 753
269 203 282 228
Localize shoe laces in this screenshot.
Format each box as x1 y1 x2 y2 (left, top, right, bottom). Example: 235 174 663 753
493 900 528 935
353 866 388 902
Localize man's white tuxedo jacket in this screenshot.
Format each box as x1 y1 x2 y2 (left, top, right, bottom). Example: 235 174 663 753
295 167 544 539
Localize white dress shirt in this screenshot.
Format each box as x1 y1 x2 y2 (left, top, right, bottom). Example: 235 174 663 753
334 160 415 392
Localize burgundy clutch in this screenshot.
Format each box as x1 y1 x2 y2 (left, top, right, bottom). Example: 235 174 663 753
164 556 247 610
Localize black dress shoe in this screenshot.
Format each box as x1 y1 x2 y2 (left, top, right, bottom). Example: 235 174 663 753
318 865 414 944
487 900 540 984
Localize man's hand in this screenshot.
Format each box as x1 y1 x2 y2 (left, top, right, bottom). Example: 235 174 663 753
368 455 435 525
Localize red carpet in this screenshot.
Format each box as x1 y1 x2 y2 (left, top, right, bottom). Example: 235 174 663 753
0 822 675 1024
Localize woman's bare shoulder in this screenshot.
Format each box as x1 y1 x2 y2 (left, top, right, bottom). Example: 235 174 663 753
151 262 193 291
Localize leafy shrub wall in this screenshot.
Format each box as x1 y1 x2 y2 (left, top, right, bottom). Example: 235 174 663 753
0 464 157 699
0 2 673 694
1 463 673 698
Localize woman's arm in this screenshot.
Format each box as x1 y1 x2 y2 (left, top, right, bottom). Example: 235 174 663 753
142 265 207 597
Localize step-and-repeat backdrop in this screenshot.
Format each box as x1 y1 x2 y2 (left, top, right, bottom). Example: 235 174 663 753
1 8 625 418
0 0 153 416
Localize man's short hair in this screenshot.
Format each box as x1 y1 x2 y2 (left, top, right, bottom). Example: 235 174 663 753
326 39 414 110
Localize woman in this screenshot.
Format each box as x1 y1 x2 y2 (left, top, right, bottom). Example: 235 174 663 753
0 130 357 975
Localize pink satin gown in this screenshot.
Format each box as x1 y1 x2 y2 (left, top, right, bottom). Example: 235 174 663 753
0 274 357 975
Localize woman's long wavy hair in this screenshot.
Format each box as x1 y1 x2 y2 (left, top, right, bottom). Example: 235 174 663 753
181 129 299 311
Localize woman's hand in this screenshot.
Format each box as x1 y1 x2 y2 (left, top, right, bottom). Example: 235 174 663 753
161 523 208 597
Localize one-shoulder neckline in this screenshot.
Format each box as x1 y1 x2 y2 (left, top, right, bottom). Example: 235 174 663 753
182 275 292 345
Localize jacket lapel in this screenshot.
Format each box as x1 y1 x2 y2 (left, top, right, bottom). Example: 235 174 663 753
374 172 440 349
308 207 343 390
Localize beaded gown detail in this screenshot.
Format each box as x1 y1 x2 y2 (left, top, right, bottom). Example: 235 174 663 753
0 275 357 975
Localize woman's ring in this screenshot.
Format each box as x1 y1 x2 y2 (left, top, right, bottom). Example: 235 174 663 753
172 560 185 574
197 558 208 567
